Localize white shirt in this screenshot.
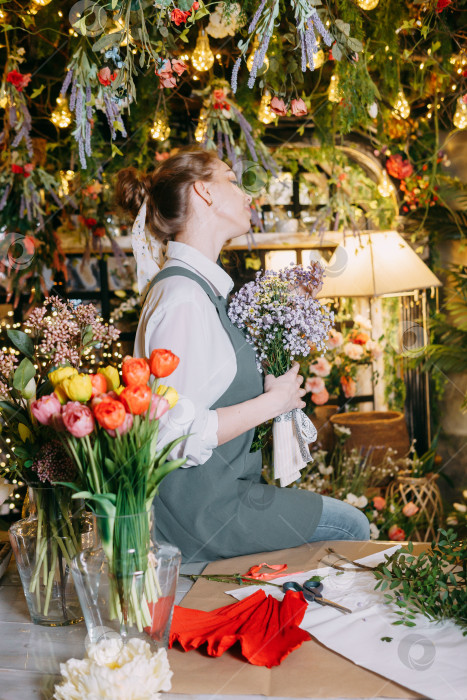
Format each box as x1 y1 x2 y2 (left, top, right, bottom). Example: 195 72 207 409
133 241 237 467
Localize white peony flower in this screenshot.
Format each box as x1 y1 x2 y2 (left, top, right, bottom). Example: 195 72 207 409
344 342 364 360
366 339 383 359
54 639 172 700
354 314 372 330
369 523 380 540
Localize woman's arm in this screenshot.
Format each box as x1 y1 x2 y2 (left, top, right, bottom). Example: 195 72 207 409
216 363 306 445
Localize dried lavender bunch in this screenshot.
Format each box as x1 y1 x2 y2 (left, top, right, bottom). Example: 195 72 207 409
228 264 334 375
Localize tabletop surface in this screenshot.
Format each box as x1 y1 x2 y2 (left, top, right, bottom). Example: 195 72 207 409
0 548 413 700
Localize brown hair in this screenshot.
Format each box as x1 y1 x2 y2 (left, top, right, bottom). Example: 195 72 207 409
115 146 220 242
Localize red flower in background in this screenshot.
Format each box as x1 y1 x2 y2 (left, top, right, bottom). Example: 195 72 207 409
386 154 413 179
85 217 97 228
11 164 23 175
6 70 32 92
171 8 191 25
436 0 451 12
98 67 118 86
388 525 406 541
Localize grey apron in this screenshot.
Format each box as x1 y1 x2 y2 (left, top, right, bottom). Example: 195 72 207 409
147 266 323 563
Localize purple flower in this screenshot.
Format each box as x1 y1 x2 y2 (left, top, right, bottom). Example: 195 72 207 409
32 440 76 484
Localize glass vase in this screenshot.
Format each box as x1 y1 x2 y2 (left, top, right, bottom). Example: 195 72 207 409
9 486 88 626
71 510 181 652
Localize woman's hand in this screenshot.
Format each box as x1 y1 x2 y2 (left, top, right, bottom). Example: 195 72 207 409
264 362 306 416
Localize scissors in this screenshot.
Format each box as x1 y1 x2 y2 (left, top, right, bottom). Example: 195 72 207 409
282 579 352 614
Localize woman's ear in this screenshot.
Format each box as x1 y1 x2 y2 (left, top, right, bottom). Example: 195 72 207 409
192 180 212 207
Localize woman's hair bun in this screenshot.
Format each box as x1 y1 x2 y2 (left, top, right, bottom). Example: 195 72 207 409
115 166 149 219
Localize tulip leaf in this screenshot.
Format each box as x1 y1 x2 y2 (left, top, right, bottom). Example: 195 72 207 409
13 358 36 392
7 329 34 358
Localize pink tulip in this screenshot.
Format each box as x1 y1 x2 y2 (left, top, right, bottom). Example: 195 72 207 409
311 388 329 405
105 412 134 438
402 502 419 517
388 525 406 541
148 394 170 420
305 376 325 394
309 357 331 378
31 394 62 426
290 98 307 116
270 96 288 116
62 402 95 438
373 496 386 511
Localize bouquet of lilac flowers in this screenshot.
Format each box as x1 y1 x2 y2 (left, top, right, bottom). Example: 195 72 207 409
228 263 334 486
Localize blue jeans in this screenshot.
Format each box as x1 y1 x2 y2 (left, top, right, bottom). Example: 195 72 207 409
308 495 370 542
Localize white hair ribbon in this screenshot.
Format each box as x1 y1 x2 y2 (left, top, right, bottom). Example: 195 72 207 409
131 198 166 299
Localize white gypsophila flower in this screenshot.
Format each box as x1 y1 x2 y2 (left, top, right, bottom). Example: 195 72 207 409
318 463 333 475
345 493 368 509
53 640 172 700
369 523 380 540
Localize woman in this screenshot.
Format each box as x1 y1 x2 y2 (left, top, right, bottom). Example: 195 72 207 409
116 146 369 564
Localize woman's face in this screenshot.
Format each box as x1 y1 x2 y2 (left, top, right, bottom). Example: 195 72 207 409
208 159 253 237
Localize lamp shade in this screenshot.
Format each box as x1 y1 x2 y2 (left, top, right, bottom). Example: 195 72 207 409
317 231 442 298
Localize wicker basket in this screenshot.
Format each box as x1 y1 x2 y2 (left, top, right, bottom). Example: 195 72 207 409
330 411 411 464
386 472 444 542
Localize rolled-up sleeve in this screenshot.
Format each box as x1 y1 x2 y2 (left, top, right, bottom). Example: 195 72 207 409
143 289 234 467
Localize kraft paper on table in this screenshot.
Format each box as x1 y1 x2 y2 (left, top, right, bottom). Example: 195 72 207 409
168 541 424 698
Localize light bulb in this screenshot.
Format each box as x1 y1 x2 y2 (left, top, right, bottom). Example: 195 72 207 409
392 90 410 119
51 96 71 128
377 170 394 198
32 0 52 4
328 74 341 103
453 96 467 130
246 35 269 75
150 115 170 141
191 30 214 72
258 90 275 124
0 9 6 21
356 0 379 9
195 108 208 142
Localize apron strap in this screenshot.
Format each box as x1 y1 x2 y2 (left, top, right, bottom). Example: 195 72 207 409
142 265 224 309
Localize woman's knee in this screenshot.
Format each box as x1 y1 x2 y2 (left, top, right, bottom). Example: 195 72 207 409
348 505 370 540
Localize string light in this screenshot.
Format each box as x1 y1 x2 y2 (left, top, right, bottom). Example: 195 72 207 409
194 108 208 142
246 35 269 75
258 90 276 125
191 29 214 72
0 9 6 21
59 170 75 197
150 114 171 141
328 74 341 103
51 96 72 128
356 0 379 8
392 89 410 119
453 96 467 130
32 0 52 5
377 169 394 198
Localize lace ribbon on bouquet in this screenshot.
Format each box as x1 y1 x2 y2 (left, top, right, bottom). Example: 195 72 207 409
131 199 166 298
273 408 317 487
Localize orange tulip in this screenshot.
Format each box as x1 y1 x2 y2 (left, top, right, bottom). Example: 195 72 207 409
90 373 108 397
121 356 150 387
120 385 152 415
93 398 126 431
149 348 179 378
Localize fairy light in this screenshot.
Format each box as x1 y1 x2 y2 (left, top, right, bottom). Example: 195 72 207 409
32 0 52 5
392 89 410 119
377 170 394 198
356 0 379 8
150 114 171 141
51 96 72 128
59 170 75 197
258 90 275 125
195 108 208 142
427 103 433 119
0 88 8 109
328 74 341 103
0 9 6 21
191 29 214 72
246 35 269 74
453 96 467 129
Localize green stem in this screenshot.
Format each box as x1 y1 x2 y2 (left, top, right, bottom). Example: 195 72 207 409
43 542 58 617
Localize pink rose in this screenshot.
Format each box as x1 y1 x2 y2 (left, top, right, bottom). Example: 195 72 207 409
373 496 386 511
402 501 419 517
305 376 325 394
98 67 118 87
270 96 288 116
311 388 329 405
105 412 134 437
366 339 383 359
160 75 177 88
213 88 226 102
388 525 406 541
340 376 356 399
31 394 62 426
62 402 95 438
327 330 343 349
290 98 307 116
344 342 364 360
148 394 170 420
171 59 188 76
156 60 177 88
309 357 331 377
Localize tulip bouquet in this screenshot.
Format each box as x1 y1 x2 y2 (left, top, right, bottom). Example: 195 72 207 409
33 349 186 633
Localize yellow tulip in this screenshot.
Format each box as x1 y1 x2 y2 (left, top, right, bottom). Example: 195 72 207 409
18 424 33 443
48 366 78 388
62 374 93 403
98 366 120 392
156 385 179 409
54 383 68 405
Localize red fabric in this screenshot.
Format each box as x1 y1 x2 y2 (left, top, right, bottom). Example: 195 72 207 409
145 596 176 641
167 590 311 668
243 563 289 581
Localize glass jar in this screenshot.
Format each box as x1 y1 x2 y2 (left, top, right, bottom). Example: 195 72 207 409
71 510 181 652
9 486 88 626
